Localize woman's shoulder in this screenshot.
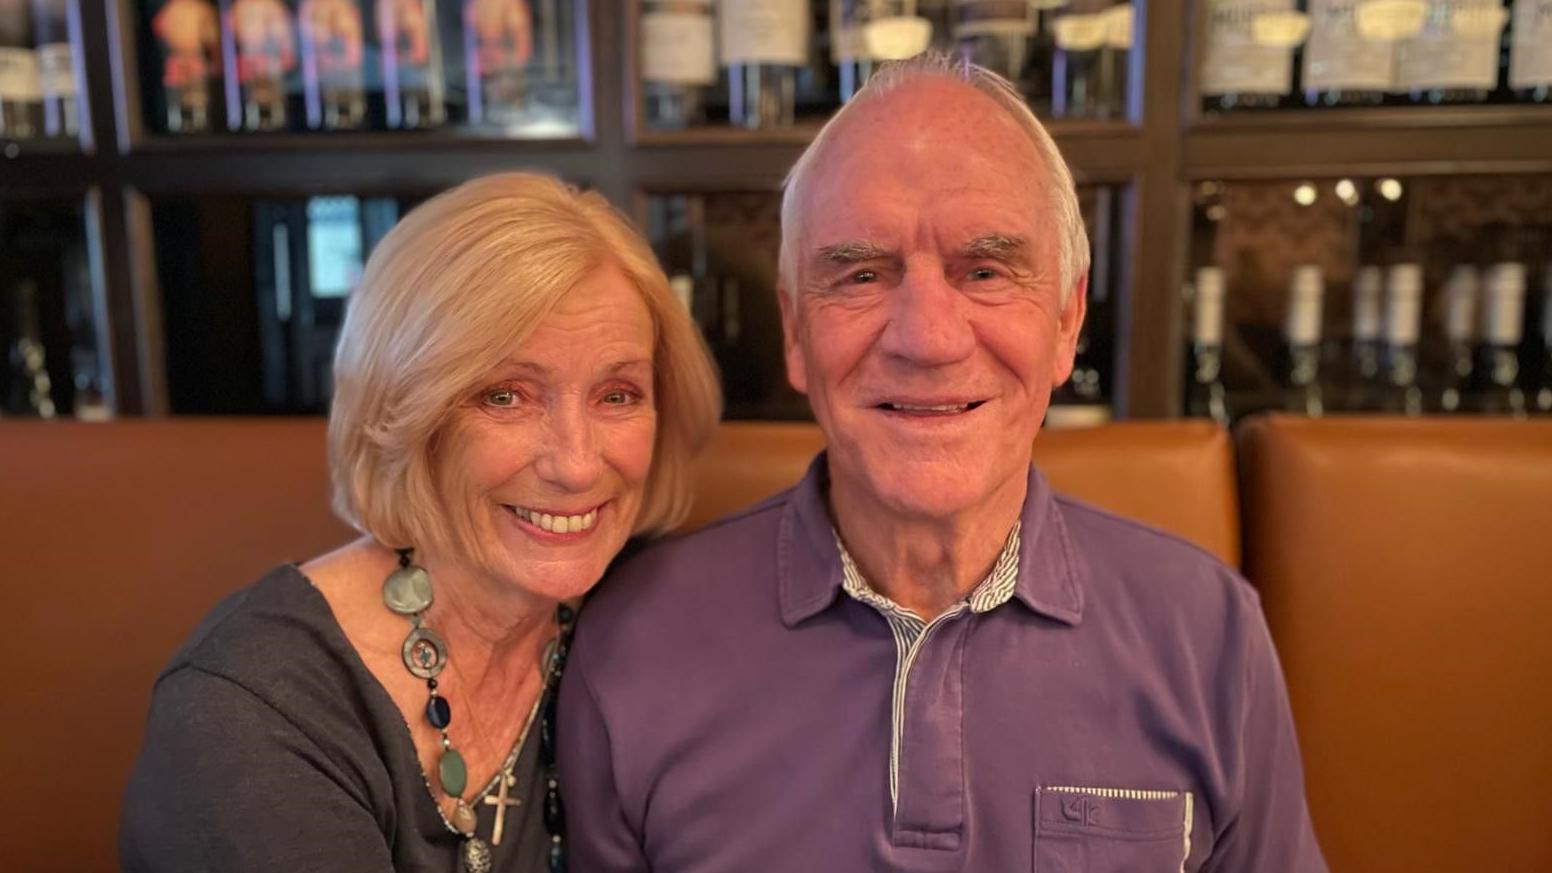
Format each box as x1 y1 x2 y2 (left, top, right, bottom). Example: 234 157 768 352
155 564 366 715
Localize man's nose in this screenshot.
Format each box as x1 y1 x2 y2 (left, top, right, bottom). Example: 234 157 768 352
877 268 976 366
534 402 605 493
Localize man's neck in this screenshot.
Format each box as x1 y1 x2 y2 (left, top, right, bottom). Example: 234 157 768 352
827 472 1027 621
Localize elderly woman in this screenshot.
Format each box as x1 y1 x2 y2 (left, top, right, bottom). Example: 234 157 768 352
121 173 721 872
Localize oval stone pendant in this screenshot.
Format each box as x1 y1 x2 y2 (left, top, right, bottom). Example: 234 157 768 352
460 836 493 873
451 798 478 835
439 747 468 797
383 565 434 614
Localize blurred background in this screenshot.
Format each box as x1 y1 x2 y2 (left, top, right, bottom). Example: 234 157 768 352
1 0 1549 425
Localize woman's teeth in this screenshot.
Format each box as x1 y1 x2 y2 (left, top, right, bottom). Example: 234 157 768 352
512 506 598 534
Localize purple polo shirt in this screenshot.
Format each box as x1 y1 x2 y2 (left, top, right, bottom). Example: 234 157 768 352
559 456 1326 872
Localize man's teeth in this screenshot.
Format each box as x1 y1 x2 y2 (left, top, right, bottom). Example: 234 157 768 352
512 507 598 533
886 402 970 412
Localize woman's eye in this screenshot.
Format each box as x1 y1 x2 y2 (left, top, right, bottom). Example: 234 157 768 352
602 389 637 406
849 270 878 285
484 389 519 407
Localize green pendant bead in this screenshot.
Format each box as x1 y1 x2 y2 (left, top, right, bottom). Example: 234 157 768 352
439 747 468 797
383 565 434 615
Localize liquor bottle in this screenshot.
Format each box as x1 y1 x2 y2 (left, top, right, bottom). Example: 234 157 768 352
1394 0 1508 104
1054 0 1129 120
831 1 932 103
1377 262 1424 415
720 0 807 129
27 0 73 137
1302 0 1393 105
1199 0 1309 111
641 0 716 129
152 0 222 133
1436 264 1479 412
222 0 297 131
0 0 39 139
1471 261 1528 416
1510 0 1552 102
1282 265 1325 416
1186 266 1231 424
1344 265 1384 411
296 0 363 127
298 0 365 129
952 0 1036 100
378 0 446 129
464 0 532 126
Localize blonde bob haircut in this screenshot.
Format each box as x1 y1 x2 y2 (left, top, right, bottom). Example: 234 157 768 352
329 172 722 560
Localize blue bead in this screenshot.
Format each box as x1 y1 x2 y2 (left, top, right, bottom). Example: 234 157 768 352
427 695 452 729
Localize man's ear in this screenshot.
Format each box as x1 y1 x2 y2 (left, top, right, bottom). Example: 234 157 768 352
777 280 809 395
1050 272 1088 387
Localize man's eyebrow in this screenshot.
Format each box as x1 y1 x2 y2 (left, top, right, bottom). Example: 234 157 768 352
815 240 894 264
961 234 1027 260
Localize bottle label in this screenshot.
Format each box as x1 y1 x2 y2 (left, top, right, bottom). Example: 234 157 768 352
953 0 1035 38
1484 266 1526 345
1394 0 1506 90
1199 0 1297 97
1443 269 1478 342
1353 270 1383 339
721 0 809 66
1193 292 1225 345
154 0 220 88
36 44 76 98
1385 288 1422 345
229 0 299 83
1054 13 1109 51
300 0 365 81
0 48 41 101
1354 0 1428 40
643 6 716 85
832 3 932 63
1510 0 1552 88
1304 0 1396 90
1104 5 1135 50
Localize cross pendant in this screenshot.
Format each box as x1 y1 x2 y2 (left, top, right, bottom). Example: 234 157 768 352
483 771 520 846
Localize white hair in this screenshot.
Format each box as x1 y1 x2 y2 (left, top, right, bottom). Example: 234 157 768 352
778 52 1090 304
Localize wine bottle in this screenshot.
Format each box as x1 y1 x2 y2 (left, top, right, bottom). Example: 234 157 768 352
152 0 222 133
378 0 446 129
28 0 74 137
464 0 533 127
1471 261 1528 416
641 0 716 129
1186 266 1231 424
720 0 807 129
831 1 932 103
1395 0 1508 105
1378 262 1424 415
1510 0 1552 102
952 0 1036 97
1282 265 1326 416
1199 0 1309 112
298 0 366 129
222 0 297 131
1302 0 1393 105
0 0 39 139
1437 264 1479 412
1054 0 1129 120
1344 265 1384 411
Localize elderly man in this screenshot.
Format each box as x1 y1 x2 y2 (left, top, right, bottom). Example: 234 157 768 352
559 55 1326 872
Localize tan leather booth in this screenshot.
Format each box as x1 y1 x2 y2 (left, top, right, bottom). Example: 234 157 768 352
1238 416 1552 873
1 416 1236 871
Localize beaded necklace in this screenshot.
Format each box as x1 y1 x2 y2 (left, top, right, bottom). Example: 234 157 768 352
384 548 572 873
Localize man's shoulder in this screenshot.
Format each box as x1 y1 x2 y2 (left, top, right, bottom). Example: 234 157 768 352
1052 493 1259 620
584 490 793 622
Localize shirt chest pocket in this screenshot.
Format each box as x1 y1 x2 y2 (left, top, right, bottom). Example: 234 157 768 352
1033 786 1193 873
